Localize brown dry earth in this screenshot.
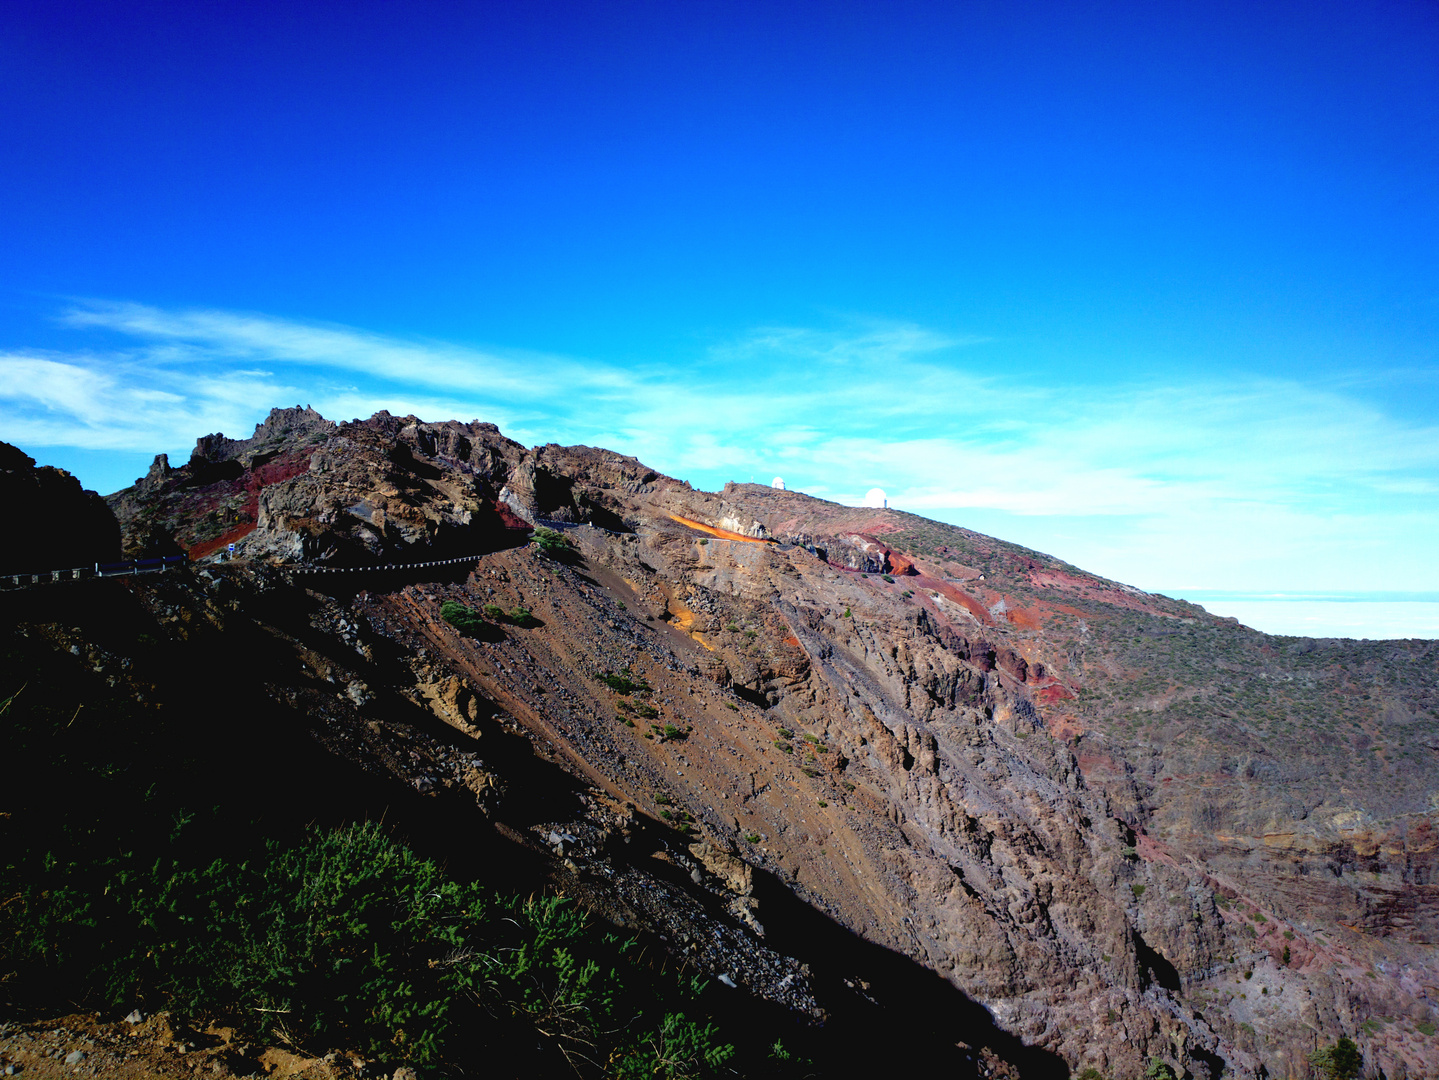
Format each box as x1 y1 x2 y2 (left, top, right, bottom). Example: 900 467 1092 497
0 1012 378 1080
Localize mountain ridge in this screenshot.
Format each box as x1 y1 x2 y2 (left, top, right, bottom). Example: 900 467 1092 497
5 406 1437 1079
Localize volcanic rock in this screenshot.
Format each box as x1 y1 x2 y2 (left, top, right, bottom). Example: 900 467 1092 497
0 442 120 571
10 408 1439 1079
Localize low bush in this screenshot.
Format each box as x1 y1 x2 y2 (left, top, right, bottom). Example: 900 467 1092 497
600 672 651 694
3 820 784 1077
1309 1037 1361 1080
441 600 488 634
531 526 574 559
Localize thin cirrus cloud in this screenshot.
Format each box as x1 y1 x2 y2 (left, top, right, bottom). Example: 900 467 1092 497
0 300 1435 594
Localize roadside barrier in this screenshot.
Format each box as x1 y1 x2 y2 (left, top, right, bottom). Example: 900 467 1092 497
2 516 635 589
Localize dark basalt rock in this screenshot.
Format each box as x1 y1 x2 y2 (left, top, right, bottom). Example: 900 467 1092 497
0 441 120 571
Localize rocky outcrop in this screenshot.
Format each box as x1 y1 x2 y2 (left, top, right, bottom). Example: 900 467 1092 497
0 441 120 570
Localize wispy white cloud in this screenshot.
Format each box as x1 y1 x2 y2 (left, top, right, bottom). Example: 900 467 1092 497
1 301 1436 594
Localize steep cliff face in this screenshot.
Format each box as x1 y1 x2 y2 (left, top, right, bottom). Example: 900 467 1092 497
47 411 1439 1077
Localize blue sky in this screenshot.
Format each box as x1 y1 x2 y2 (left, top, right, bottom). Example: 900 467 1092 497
1 1 1437 630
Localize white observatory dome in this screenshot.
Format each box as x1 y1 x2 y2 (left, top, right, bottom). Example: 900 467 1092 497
862 487 887 508
771 476 785 490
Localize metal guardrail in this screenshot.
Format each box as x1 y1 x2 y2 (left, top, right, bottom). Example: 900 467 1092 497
3 555 188 587
292 554 483 575
2 519 618 588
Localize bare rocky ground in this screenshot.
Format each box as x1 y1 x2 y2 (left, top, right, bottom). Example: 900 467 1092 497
4 408 1438 1078
0 1011 384 1079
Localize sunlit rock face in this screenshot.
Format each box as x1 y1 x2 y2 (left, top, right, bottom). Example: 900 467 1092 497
71 409 1439 1078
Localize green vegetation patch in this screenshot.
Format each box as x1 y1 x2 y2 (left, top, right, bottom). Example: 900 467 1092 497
441 600 489 634
530 526 574 558
442 600 536 630
1310 1036 1362 1080
4 820 761 1075
599 671 651 694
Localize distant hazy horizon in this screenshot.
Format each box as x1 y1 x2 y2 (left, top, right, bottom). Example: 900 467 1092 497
1166 593 1439 641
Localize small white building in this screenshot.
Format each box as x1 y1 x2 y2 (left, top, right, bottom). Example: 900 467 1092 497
862 487 888 509
771 476 786 490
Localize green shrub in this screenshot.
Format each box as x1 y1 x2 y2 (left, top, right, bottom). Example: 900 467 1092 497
3 821 793 1075
744 833 761 844
441 601 488 634
507 605 536 627
600 672 651 694
530 526 573 559
481 603 505 620
724 702 738 711
774 741 793 754
635 704 660 720
1130 884 1145 898
1309 1037 1361 1080
881 574 895 584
